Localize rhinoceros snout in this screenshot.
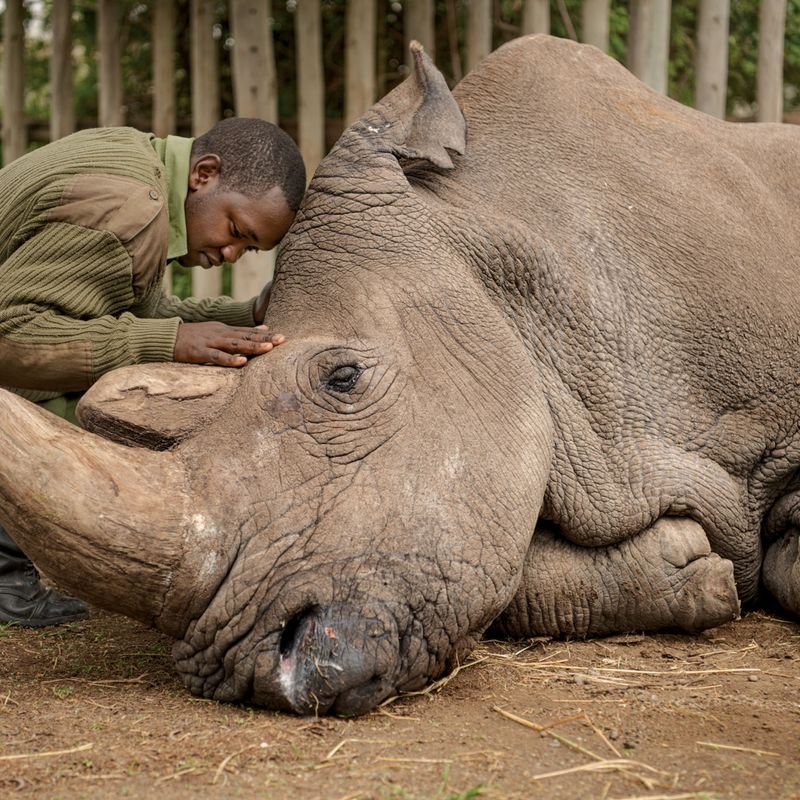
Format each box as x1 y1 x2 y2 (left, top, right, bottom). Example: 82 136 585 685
277 603 401 716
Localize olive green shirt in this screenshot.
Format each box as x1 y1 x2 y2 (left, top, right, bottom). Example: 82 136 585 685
150 134 191 262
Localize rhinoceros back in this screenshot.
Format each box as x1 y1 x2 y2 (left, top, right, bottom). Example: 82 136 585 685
444 35 800 412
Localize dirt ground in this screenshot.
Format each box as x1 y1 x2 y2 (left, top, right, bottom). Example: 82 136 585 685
1 605 799 800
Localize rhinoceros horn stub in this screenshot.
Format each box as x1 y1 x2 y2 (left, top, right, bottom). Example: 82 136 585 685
77 363 240 450
357 41 467 170
0 388 200 636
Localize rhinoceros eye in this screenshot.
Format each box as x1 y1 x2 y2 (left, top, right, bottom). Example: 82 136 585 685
325 364 363 394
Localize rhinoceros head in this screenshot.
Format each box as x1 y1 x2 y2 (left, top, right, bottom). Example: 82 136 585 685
0 45 554 715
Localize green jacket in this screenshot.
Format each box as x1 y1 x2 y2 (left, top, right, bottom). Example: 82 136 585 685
0 126 256 401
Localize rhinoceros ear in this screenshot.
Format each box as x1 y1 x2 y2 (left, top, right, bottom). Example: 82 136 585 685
77 364 240 450
362 41 466 170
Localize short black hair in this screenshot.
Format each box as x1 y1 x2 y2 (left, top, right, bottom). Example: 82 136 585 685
192 117 307 211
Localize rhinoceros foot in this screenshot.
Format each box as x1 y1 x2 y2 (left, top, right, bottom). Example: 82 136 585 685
496 517 740 638
763 528 800 616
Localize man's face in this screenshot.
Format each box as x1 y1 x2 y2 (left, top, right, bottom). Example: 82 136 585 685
181 158 296 269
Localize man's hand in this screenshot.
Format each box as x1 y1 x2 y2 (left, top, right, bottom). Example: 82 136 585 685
253 280 273 325
174 322 284 367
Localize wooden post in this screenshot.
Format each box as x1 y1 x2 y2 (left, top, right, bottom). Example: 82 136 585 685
153 1 177 297
465 0 492 73
191 0 221 136
522 0 549 36
444 0 462 83
377 0 390 94
230 0 278 122
404 0 435 63
296 0 325 177
757 0 786 123
153 1 176 137
51 0 75 141
581 0 610 52
191 0 222 299
694 0 729 119
230 0 279 301
345 0 376 126
2 0 26 164
98 0 124 126
627 0 671 95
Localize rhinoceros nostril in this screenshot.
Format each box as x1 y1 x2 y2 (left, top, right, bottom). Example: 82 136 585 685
274 603 401 716
279 606 318 659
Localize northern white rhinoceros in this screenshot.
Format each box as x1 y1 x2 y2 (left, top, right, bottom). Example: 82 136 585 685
1 35 799 716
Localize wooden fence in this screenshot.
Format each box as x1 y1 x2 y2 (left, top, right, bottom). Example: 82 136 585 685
0 0 792 300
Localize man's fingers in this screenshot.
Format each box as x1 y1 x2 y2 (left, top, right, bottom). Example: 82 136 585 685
224 338 275 355
236 331 286 344
173 322 285 367
207 349 248 367
213 334 285 355
235 334 284 346
203 325 286 345
228 325 286 344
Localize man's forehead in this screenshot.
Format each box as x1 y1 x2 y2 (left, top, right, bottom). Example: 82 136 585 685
233 188 294 245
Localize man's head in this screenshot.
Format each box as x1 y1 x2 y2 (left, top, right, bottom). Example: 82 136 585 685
181 117 307 269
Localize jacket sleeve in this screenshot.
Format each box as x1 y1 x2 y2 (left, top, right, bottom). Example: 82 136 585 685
149 279 257 327
0 222 180 392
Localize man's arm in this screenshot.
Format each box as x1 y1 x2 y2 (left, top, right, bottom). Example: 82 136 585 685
253 280 273 325
149 282 260 327
144 275 283 366
0 223 180 391
0 225 281 393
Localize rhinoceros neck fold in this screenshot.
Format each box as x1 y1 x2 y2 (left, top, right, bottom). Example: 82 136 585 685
0 389 197 635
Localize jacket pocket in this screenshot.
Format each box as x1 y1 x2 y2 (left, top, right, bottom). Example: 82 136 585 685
49 174 169 302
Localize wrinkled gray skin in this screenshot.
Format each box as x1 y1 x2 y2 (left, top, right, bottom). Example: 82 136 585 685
2 35 800 716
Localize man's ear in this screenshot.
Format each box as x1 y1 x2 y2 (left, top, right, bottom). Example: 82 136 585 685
188 154 221 191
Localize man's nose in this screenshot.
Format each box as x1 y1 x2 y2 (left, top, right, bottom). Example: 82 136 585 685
221 243 245 263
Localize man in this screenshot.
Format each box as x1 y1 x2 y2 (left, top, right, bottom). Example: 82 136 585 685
0 117 307 626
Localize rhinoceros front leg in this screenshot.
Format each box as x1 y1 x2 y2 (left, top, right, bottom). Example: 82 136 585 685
496 518 740 638
763 528 800 617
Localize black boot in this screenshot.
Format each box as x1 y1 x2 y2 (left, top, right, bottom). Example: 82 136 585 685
0 524 89 627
